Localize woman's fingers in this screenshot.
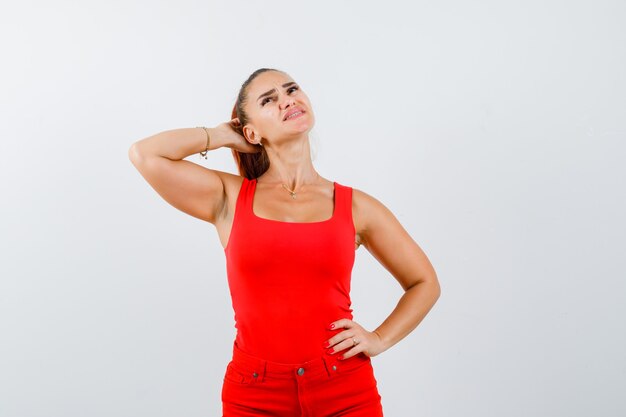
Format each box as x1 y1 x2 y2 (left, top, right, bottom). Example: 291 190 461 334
323 319 385 359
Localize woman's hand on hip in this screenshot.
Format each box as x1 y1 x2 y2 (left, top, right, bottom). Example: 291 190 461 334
323 319 386 360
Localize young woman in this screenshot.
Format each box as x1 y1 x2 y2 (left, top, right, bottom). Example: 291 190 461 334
129 68 441 416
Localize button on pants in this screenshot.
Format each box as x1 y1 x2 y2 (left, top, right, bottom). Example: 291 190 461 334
221 340 384 416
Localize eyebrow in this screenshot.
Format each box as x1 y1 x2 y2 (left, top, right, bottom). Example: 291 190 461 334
257 82 297 102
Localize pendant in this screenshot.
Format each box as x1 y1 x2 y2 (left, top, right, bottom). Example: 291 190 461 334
291 192 297 199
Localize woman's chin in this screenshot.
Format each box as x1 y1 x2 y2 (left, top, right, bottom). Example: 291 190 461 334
285 121 313 134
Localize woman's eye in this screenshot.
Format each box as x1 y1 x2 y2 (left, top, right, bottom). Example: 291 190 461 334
261 86 298 106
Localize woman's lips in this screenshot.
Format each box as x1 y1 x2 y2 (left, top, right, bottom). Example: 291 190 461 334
284 110 305 121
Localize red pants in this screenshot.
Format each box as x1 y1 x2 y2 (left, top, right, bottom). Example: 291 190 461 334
221 340 385 416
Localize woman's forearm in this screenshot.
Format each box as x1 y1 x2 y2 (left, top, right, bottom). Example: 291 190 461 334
373 280 440 353
129 127 227 161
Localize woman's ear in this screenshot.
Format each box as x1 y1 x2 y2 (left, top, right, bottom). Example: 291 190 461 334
243 125 261 145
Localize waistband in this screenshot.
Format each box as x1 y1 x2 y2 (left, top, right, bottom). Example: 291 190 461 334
230 339 371 381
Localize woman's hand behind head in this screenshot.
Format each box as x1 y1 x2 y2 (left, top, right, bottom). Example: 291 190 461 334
216 118 263 154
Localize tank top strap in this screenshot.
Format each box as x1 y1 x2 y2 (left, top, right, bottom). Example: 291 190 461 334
333 181 353 224
233 176 255 221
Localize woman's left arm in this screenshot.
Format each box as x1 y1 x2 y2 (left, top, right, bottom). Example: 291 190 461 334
326 188 441 359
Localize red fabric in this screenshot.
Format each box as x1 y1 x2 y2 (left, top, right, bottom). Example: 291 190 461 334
221 340 384 416
224 177 358 364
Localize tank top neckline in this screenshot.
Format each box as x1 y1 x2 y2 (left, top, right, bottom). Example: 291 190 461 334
249 177 338 225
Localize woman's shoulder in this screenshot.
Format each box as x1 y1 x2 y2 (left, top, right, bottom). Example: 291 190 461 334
350 185 398 235
214 171 247 195
350 185 382 209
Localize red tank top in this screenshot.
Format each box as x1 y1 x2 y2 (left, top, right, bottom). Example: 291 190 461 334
224 177 357 363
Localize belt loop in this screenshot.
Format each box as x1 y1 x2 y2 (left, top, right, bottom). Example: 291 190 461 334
321 354 336 378
259 359 267 382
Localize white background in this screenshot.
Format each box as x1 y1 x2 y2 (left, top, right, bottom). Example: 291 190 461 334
1 1 624 416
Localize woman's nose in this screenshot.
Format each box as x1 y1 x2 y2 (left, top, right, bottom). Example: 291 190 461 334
280 95 296 109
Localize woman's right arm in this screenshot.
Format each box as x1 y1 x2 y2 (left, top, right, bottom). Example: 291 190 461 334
127 123 257 224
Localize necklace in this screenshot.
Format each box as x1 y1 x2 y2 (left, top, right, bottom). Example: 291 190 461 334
280 174 321 200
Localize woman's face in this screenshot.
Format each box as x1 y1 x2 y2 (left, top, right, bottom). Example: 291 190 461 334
242 71 315 145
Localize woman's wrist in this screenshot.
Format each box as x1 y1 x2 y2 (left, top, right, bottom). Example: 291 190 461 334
205 126 236 150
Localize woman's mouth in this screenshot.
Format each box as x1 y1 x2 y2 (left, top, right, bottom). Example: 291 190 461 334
284 110 305 121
